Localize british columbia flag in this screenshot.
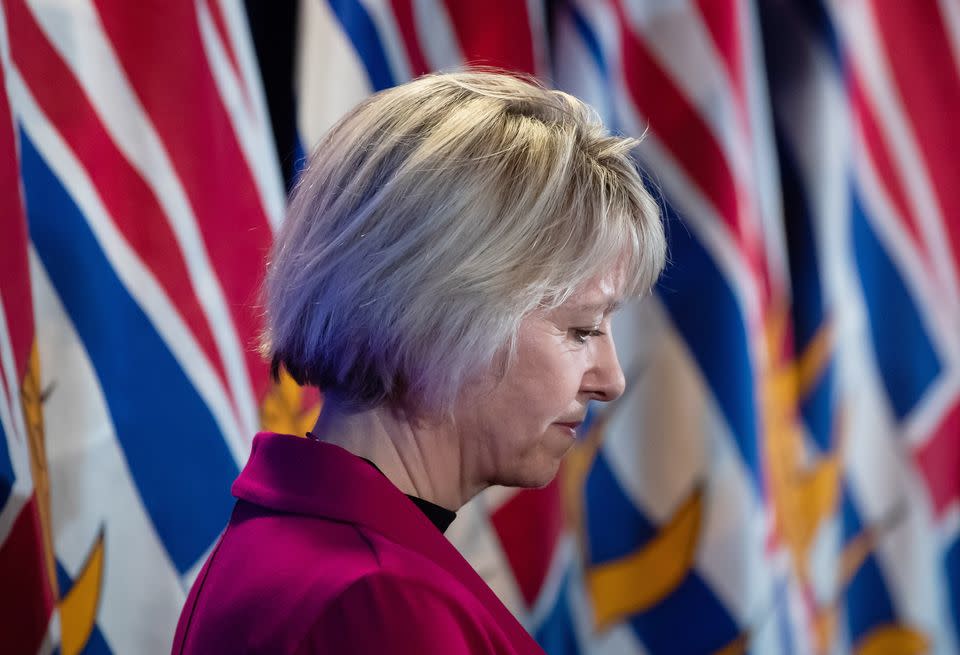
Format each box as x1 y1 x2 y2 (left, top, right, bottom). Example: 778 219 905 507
1 1 958 654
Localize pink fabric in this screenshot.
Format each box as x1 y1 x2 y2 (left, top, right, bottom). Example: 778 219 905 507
172 432 545 654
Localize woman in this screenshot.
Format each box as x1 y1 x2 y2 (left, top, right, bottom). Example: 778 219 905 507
173 71 665 654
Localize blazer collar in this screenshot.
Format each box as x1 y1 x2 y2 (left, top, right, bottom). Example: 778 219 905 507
231 432 531 642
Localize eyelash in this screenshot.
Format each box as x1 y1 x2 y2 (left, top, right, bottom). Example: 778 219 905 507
571 328 604 344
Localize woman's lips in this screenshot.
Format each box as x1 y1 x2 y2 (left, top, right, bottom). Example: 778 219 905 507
554 421 582 436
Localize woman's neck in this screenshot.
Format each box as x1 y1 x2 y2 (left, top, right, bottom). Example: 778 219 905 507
311 402 481 512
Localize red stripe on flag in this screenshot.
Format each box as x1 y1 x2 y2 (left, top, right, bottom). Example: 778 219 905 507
612 0 770 303
390 0 431 77
870 0 960 277
490 479 563 608
914 398 960 518
5 0 233 396
0 496 55 655
0 49 32 381
92 0 273 399
848 71 928 260
440 0 536 74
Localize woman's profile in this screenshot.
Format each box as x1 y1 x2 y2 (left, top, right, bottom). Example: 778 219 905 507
173 70 666 654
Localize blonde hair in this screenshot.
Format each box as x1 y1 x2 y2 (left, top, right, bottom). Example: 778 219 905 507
262 70 665 416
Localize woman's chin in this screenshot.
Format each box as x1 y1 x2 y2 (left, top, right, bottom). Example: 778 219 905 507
493 456 565 490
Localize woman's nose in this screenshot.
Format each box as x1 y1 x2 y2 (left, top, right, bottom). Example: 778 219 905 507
583 334 626 402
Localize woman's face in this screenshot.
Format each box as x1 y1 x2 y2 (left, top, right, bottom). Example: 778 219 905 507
455 264 628 489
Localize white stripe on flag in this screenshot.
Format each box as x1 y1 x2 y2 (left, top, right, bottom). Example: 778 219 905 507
525 0 550 77
412 0 464 71
37 610 60 655
295 0 373 151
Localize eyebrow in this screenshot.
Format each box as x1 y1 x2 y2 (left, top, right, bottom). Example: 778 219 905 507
566 299 624 316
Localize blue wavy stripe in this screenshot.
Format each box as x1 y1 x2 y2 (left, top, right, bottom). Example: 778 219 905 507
534 571 582 655
628 572 740 654
583 451 739 653
20 131 239 575
56 559 113 654
840 481 862 543
655 196 761 488
585 450 655 564
327 0 396 91
850 189 941 421
845 553 895 645
0 417 11 511
800 358 836 453
946 535 960 639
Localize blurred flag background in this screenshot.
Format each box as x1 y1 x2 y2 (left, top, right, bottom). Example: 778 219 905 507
1 1 958 653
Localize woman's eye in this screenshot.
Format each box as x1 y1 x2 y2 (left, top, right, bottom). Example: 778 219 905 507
571 328 604 344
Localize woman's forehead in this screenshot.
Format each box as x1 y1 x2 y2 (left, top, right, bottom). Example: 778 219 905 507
557 266 628 316
577 262 627 300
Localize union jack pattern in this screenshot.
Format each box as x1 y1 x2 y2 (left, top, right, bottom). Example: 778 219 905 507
1 1 958 654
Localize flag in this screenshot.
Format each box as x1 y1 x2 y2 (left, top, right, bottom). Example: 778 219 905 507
758 1 960 652
0 0 288 651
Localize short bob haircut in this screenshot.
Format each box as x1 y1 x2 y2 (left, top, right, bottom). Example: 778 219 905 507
262 70 666 417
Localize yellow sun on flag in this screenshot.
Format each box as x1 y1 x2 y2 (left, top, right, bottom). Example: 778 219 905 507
260 369 322 436
760 302 844 589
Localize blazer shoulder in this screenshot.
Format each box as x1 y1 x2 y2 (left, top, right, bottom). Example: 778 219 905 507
174 504 387 654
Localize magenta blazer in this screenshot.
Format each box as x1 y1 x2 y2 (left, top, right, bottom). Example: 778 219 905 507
172 432 545 654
